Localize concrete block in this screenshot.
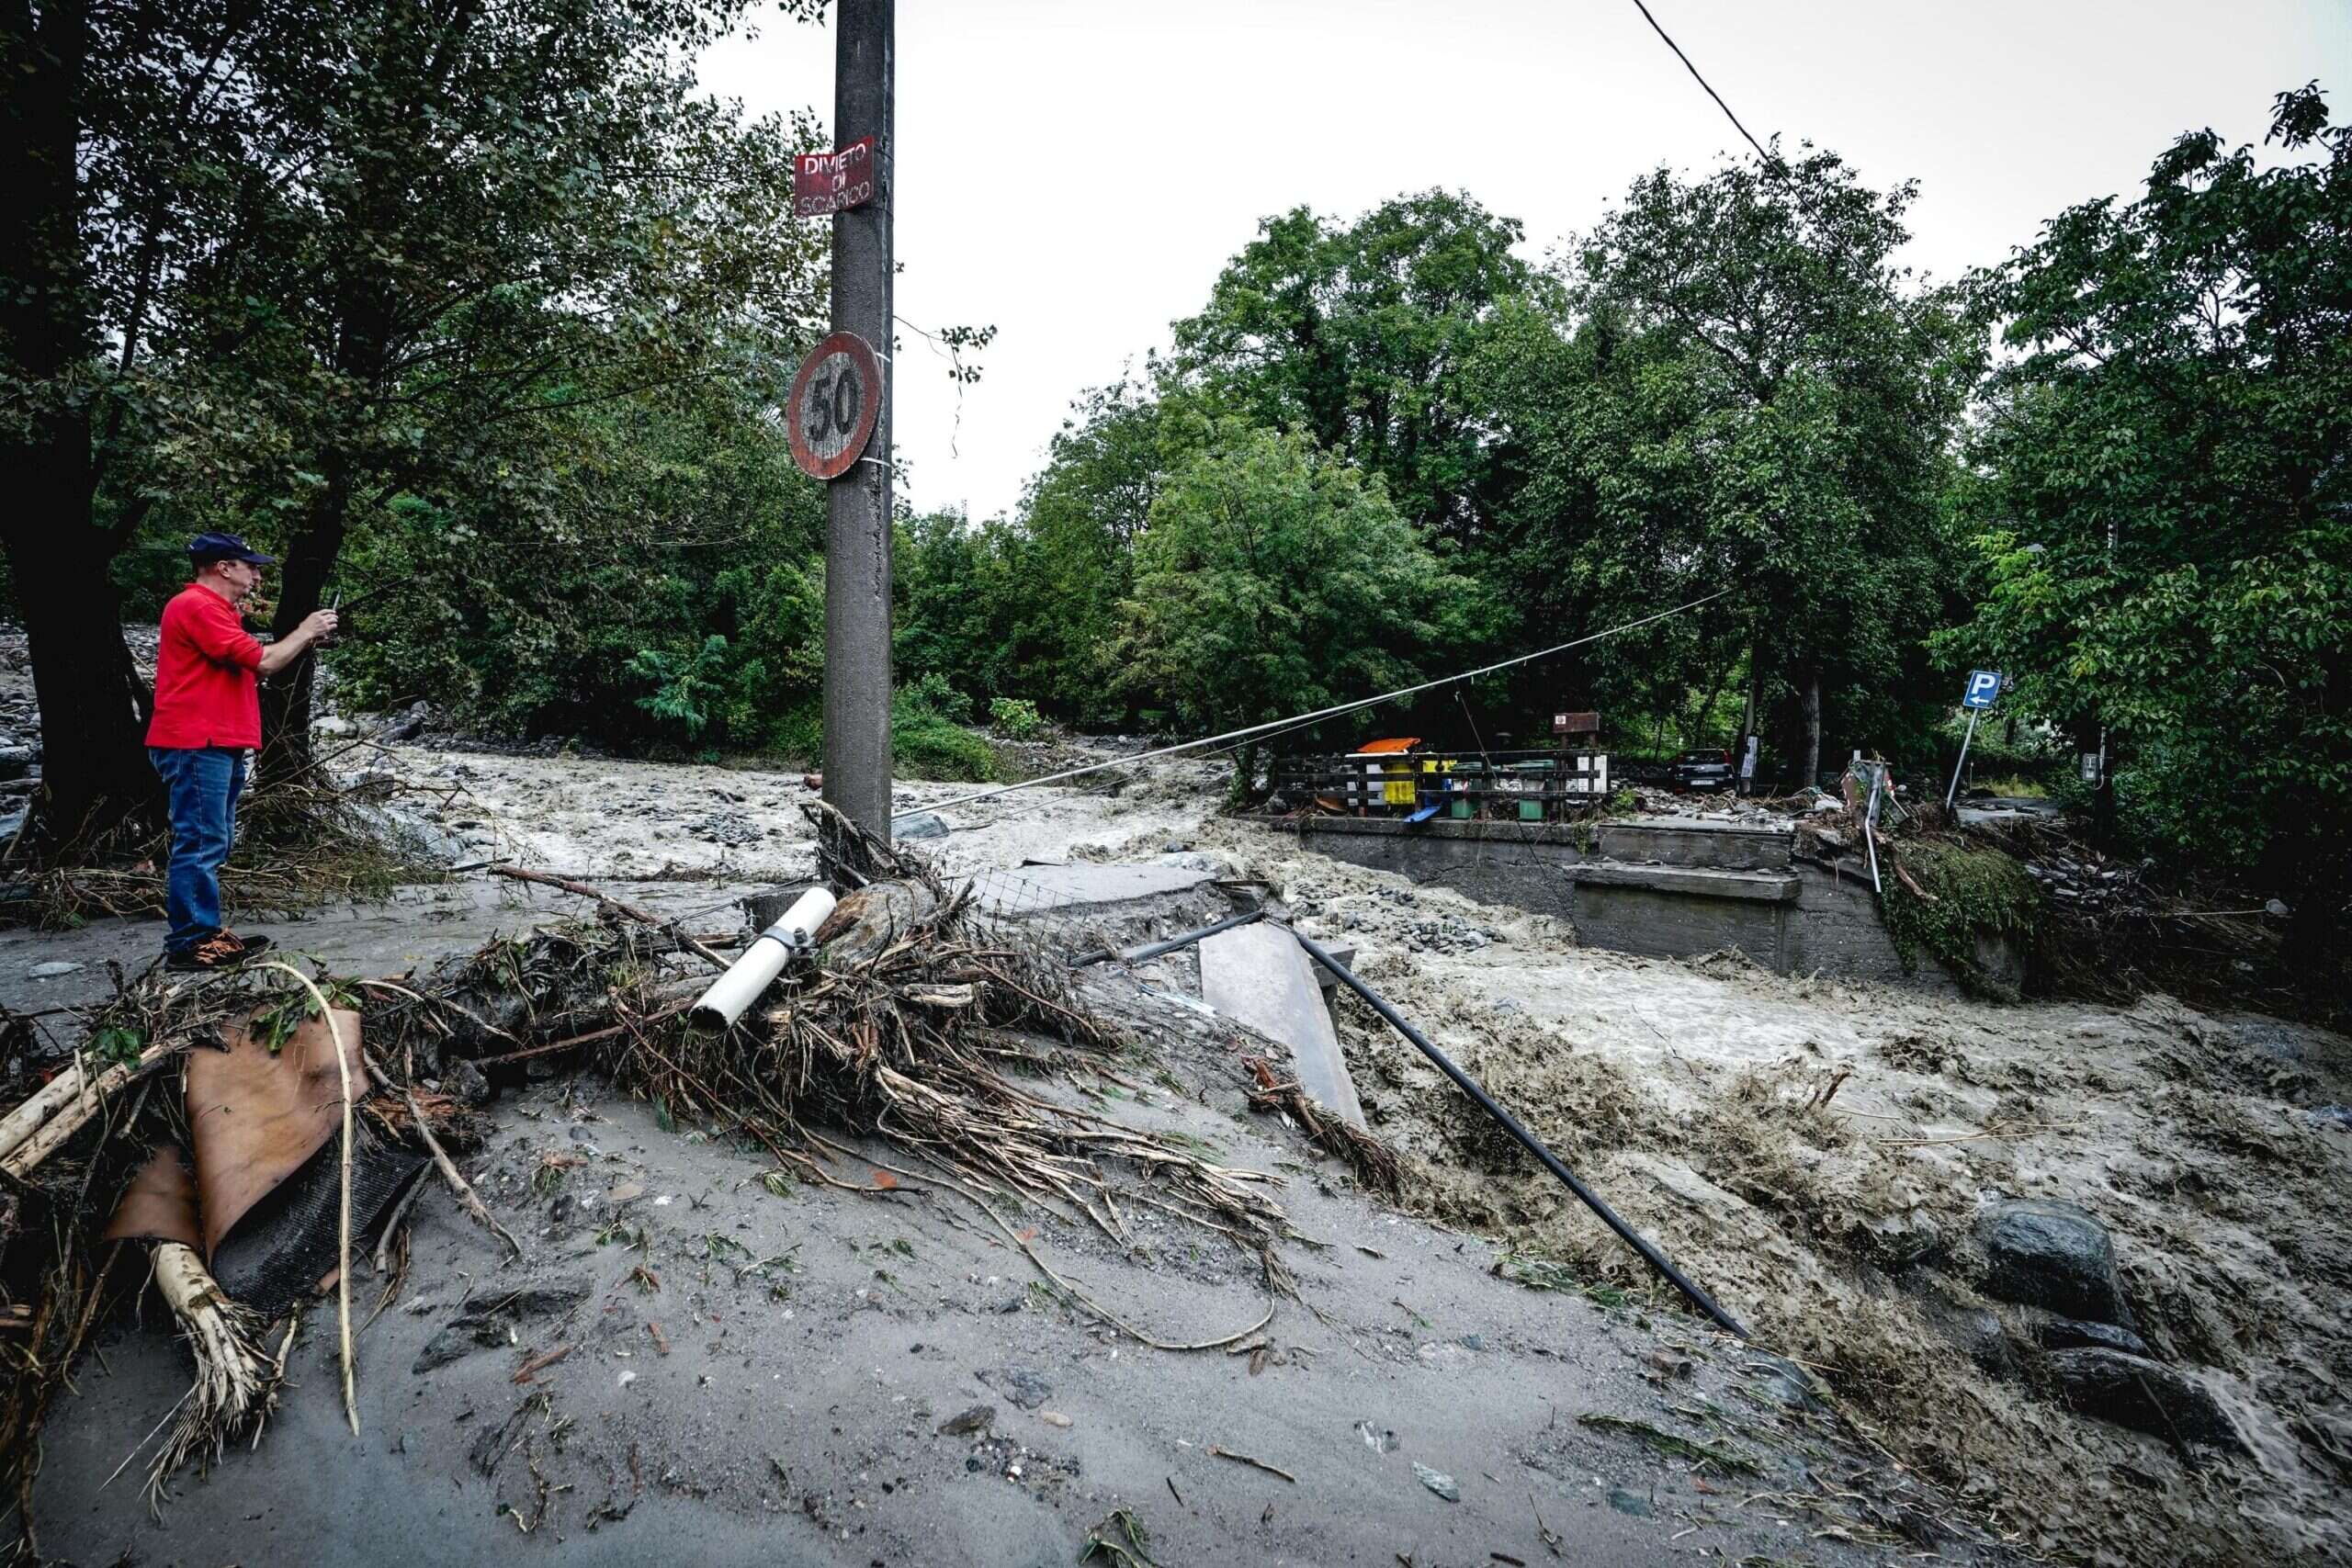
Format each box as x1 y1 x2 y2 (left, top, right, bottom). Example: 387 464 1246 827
1200 924 1366 1130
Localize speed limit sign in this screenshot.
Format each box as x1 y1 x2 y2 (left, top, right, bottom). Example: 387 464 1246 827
786 331 883 481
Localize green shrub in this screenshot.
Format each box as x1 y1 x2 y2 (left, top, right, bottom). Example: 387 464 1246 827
770 688 999 783
1880 838 2043 999
893 709 999 782
627 635 732 739
897 671 973 725
989 696 1045 740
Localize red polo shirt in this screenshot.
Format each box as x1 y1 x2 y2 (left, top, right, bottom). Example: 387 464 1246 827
146 583 265 750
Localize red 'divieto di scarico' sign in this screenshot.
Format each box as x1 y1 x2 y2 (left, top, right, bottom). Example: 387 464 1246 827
794 137 876 217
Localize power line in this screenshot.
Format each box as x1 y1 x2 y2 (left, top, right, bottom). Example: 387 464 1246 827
905 588 1729 823
1626 0 1773 165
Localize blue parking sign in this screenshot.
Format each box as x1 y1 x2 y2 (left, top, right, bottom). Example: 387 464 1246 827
1963 670 2003 710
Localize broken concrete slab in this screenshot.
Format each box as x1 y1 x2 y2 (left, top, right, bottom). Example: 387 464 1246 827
965 862 1214 919
1199 922 1366 1130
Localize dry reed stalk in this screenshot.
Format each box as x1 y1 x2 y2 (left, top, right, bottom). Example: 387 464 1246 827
364 1051 522 1261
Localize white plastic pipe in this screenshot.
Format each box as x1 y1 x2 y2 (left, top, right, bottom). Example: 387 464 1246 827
689 887 837 1032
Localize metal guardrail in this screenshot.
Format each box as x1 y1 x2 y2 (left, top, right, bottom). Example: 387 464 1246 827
1271 748 1613 823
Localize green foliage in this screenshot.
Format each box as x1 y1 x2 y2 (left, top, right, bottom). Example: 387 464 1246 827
890 678 997 781
989 697 1045 740
331 377 829 750
89 1026 147 1070
1880 840 2044 999
897 671 974 726
1170 191 1545 538
1481 146 1978 781
1941 85 2352 941
1120 423 1458 740
628 635 733 739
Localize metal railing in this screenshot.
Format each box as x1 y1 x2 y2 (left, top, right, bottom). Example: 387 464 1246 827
1270 748 1613 823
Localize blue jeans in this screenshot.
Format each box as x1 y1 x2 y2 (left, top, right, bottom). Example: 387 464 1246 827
150 746 245 953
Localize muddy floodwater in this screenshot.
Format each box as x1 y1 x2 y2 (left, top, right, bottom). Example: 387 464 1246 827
11 734 2346 1567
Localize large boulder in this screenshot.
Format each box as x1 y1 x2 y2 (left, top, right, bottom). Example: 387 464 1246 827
2044 1348 2248 1453
1976 1197 2132 1325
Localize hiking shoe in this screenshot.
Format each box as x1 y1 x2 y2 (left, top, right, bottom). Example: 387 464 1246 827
166 934 253 972
220 931 274 960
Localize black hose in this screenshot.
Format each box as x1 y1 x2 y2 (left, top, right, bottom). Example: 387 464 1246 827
1286 927 1749 1339
1069 907 1265 968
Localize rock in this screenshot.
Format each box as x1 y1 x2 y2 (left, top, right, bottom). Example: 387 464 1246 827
27 961 84 979
1976 1198 2132 1325
1411 1462 1459 1503
894 810 950 840
1944 1306 2021 1379
445 1057 492 1107
935 1405 994 1437
1742 1351 1829 1412
0 746 31 781
980 1367 1051 1410
1860 1205 1945 1268
1606 1486 1655 1517
379 702 433 742
2039 1316 2154 1359
2043 1348 2248 1452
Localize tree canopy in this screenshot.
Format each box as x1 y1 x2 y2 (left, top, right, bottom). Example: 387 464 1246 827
1944 84 2350 953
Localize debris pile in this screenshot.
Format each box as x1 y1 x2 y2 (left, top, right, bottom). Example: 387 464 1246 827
0 806 1316 1540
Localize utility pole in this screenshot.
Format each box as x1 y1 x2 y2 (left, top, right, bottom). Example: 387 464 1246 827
821 0 894 863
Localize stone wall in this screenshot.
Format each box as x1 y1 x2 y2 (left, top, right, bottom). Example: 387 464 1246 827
1272 817 1970 992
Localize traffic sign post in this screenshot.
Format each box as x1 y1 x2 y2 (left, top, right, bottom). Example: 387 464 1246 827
1946 670 2004 807
786 331 883 481
820 0 895 867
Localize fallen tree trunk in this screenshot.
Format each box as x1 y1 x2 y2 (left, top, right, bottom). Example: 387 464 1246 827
0 1043 171 1165
1 1043 175 1179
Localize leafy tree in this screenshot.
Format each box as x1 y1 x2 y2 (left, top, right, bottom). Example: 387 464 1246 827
0 0 824 853
1001 379 1164 719
1493 147 1978 784
1169 192 1545 541
1944 85 2351 960
1119 423 1460 794
331 366 828 752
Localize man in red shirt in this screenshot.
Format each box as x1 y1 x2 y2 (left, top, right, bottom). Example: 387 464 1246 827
147 533 338 971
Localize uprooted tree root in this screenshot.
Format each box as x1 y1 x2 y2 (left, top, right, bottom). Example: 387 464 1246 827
143 1242 278 1506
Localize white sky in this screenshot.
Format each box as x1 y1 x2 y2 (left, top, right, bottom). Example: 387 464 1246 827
700 1 2350 524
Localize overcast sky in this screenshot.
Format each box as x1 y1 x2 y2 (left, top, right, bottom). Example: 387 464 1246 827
700 1 2350 523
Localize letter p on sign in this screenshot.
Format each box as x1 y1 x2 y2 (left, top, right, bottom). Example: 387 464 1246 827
1963 670 2003 710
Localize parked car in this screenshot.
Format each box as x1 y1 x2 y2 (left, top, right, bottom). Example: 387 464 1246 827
1671 748 1735 793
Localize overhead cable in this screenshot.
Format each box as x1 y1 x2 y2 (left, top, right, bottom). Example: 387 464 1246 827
1626 0 1773 165
905 588 1728 822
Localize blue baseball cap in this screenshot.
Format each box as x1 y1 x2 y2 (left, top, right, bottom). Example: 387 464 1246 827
188 531 276 566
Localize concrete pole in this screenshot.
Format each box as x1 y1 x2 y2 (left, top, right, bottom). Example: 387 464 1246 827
821 0 894 859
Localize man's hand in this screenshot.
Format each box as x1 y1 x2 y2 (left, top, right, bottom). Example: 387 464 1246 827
257 608 343 677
